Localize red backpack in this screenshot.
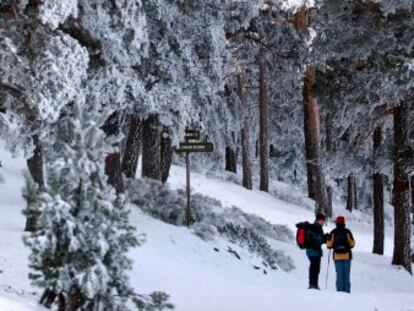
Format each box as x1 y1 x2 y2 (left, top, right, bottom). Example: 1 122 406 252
296 222 310 249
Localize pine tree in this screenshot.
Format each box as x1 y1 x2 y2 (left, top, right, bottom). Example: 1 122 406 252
391 103 412 274
373 126 384 255
122 114 142 179
24 101 141 310
237 73 252 190
142 115 162 181
24 134 44 231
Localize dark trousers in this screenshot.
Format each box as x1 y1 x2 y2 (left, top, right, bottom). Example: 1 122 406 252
335 260 351 293
307 255 321 288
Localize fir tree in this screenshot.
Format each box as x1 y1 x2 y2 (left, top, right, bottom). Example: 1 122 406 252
24 101 143 310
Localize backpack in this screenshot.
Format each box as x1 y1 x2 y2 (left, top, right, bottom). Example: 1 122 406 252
333 230 350 254
296 222 310 249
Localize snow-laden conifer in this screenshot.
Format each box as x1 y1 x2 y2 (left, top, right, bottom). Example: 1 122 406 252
24 101 142 310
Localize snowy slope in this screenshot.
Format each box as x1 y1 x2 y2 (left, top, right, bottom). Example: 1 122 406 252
0 144 46 310
131 165 414 311
0 145 413 311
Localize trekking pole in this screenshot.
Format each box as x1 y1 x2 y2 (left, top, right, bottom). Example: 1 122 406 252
325 249 331 289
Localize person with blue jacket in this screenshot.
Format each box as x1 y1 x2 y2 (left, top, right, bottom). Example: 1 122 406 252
306 213 328 289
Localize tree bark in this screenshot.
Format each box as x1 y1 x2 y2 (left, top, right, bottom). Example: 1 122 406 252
325 112 334 153
327 186 333 218
303 68 316 200
122 114 141 179
160 127 173 183
142 115 162 181
391 104 412 273
237 73 252 190
102 112 124 193
346 174 356 212
57 294 65 311
258 48 269 192
25 134 44 232
410 175 414 233
411 175 414 213
66 286 82 311
354 176 359 210
346 175 353 212
225 146 237 173
373 126 384 255
346 173 358 213
303 66 329 215
40 289 56 308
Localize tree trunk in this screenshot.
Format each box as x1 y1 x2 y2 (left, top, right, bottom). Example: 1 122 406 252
258 48 269 192
57 294 65 311
354 177 358 210
411 175 414 213
66 286 82 311
25 134 44 232
102 112 124 193
225 146 237 173
325 113 333 218
142 115 162 181
303 68 316 200
373 126 384 255
40 289 56 308
237 73 252 190
327 186 333 218
122 114 141 179
346 174 356 212
411 175 414 235
391 104 412 273
303 66 329 215
325 112 334 153
160 127 173 183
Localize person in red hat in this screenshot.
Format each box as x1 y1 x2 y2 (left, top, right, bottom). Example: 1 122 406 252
327 216 356 293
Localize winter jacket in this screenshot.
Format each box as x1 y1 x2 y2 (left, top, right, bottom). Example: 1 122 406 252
306 223 326 257
327 225 356 260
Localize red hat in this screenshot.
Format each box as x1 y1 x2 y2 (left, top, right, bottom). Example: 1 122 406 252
336 216 345 225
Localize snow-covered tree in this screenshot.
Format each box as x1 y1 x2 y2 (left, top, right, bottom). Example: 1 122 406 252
24 101 142 310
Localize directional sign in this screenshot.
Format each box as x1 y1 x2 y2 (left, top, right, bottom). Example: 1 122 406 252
184 129 200 141
185 129 199 134
176 128 214 227
185 132 200 141
175 142 214 154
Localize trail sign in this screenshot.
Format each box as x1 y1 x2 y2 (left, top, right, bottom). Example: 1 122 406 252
184 129 200 141
176 142 214 153
175 128 214 227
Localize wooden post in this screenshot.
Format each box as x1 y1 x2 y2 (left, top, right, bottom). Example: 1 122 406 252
176 129 214 227
186 152 192 227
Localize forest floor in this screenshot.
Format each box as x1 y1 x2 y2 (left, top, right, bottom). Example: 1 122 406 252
1 144 414 311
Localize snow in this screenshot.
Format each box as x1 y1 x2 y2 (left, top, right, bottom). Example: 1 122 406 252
131 164 414 311
0 296 40 311
0 145 413 310
0 143 46 310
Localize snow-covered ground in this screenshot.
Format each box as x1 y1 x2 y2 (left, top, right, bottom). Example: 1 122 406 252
1 145 414 311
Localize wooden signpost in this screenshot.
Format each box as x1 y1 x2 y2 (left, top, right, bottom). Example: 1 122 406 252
175 128 214 227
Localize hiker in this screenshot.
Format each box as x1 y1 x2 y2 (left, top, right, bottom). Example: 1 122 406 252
306 213 328 290
327 216 356 293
